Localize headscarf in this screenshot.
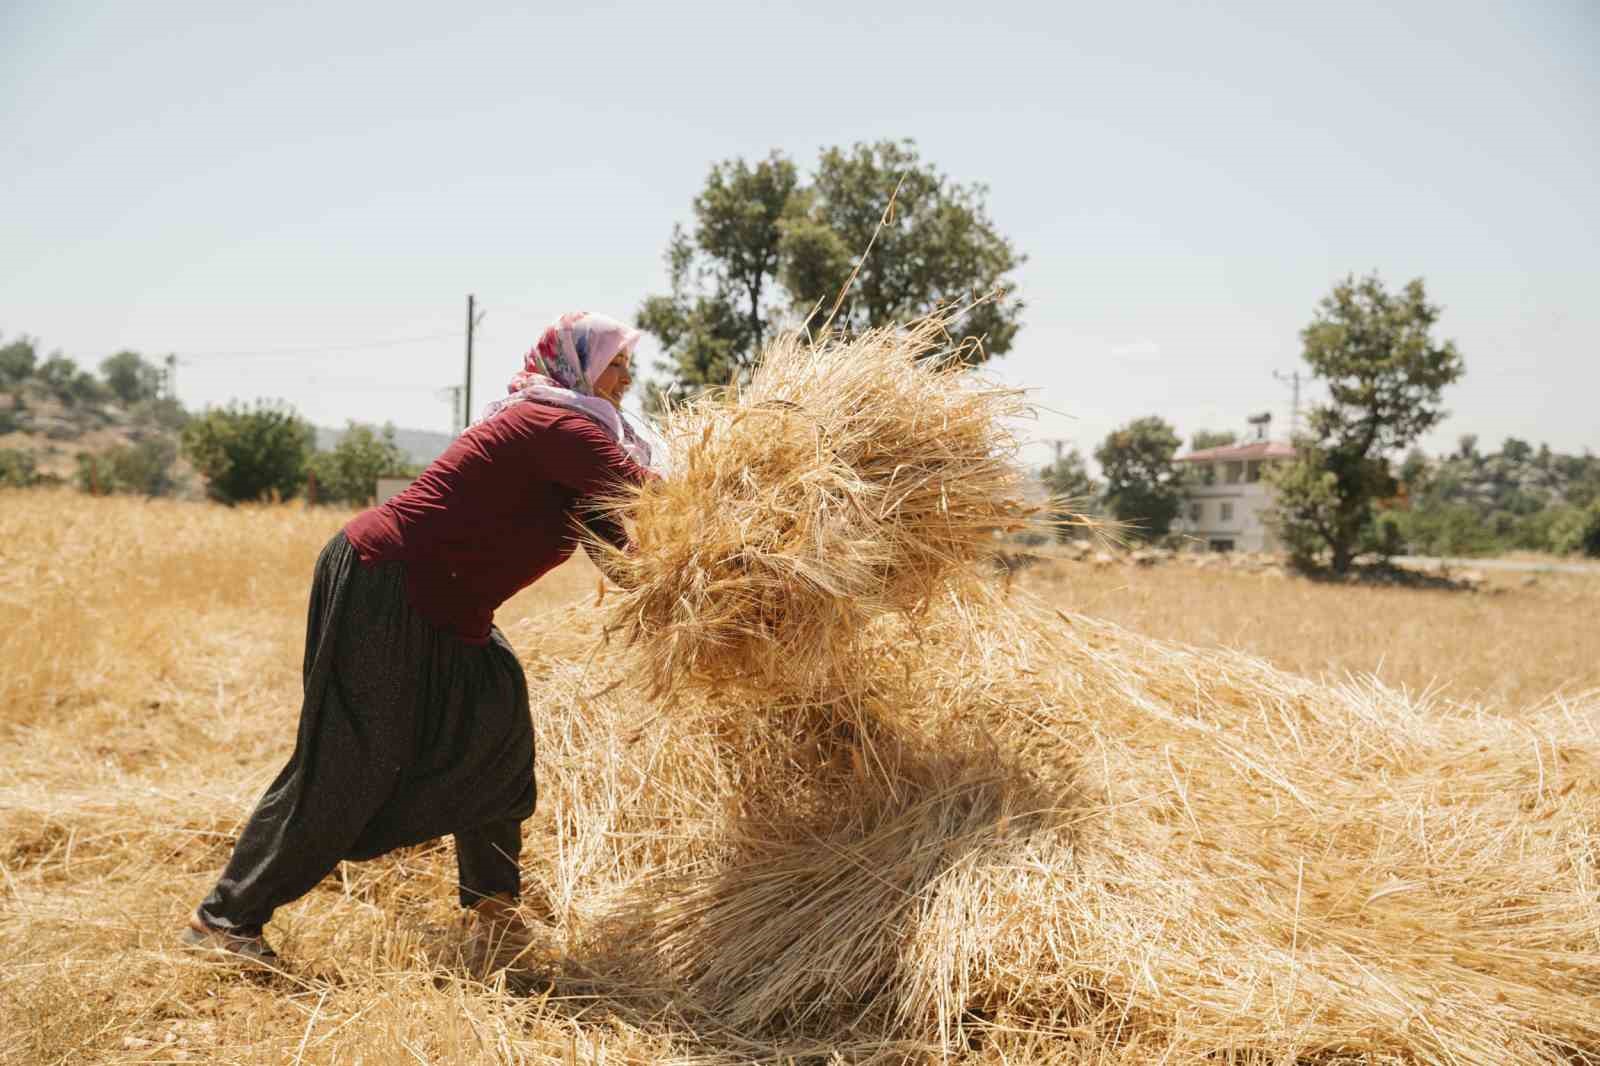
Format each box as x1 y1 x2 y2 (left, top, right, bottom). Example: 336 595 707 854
478 311 660 471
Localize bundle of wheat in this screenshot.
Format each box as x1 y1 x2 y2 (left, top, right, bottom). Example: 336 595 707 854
593 315 1037 694
534 592 1600 1063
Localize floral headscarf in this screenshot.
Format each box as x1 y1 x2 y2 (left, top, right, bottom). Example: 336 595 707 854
478 311 659 471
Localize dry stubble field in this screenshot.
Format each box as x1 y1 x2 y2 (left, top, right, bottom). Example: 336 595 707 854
1015 553 1600 711
2 489 1597 1064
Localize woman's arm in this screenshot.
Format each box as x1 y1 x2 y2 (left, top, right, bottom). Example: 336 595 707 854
574 501 635 587
533 412 653 586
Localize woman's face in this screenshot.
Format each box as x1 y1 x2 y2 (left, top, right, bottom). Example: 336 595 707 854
594 348 633 408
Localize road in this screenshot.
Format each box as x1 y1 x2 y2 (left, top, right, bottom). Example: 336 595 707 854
1394 555 1600 577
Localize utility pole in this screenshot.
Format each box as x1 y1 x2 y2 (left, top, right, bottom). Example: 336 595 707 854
1273 369 1302 439
463 294 486 433
440 385 463 432
163 354 178 401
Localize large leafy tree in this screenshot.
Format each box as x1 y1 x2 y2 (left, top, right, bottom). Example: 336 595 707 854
181 400 313 504
1269 274 1464 572
1095 416 1183 540
640 140 1025 399
638 153 801 399
781 140 1025 360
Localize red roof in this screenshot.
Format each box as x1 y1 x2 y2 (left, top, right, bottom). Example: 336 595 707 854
1178 440 1296 463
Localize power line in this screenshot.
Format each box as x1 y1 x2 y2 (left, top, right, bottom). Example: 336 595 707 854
299 378 448 392
176 329 462 362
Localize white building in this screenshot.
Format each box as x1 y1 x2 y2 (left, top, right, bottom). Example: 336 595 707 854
1173 440 1295 552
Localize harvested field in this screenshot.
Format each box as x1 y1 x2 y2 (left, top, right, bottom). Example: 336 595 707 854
1017 551 1600 710
2 480 1597 1063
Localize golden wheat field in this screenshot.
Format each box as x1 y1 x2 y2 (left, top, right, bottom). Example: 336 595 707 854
3 489 1598 1065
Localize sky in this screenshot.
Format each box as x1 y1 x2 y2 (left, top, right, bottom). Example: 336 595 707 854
2 0 1596 469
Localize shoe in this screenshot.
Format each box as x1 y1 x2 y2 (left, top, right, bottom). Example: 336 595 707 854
180 912 279 967
464 892 545 972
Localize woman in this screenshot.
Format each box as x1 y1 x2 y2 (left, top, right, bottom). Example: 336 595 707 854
183 311 655 965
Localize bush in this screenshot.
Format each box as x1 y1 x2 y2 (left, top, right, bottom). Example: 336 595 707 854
76 438 178 497
1549 502 1600 558
1360 511 1407 562
306 422 412 505
181 400 312 504
0 448 38 487
1390 503 1500 557
130 395 189 433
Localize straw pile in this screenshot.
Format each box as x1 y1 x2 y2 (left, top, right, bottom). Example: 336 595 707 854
594 316 1036 694
528 593 1600 1064
554 320 1600 1062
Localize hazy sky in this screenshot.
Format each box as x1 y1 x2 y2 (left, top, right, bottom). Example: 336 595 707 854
3 0 1595 467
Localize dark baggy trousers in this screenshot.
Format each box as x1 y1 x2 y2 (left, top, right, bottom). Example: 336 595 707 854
198 532 537 934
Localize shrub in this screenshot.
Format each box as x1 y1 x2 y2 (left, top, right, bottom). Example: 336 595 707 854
1549 502 1600 558
76 438 178 497
181 400 312 504
306 422 412 505
0 448 38 487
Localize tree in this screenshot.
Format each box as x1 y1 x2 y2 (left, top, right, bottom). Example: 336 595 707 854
181 400 313 504
1040 447 1100 540
1095 416 1183 540
1268 275 1463 572
37 353 107 407
639 153 801 399
0 334 38 386
307 421 412 505
781 140 1025 361
1190 429 1237 452
100 350 164 407
641 140 1025 398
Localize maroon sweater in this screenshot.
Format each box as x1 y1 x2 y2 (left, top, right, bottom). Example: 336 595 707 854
344 402 648 643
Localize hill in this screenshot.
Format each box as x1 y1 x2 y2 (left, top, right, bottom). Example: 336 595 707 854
1 375 454 492
0 380 190 487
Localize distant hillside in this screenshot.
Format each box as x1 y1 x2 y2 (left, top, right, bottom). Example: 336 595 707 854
0 382 195 488
315 424 456 468
1 380 456 488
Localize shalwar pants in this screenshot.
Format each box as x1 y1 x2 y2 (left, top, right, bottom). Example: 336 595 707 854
198 532 537 934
